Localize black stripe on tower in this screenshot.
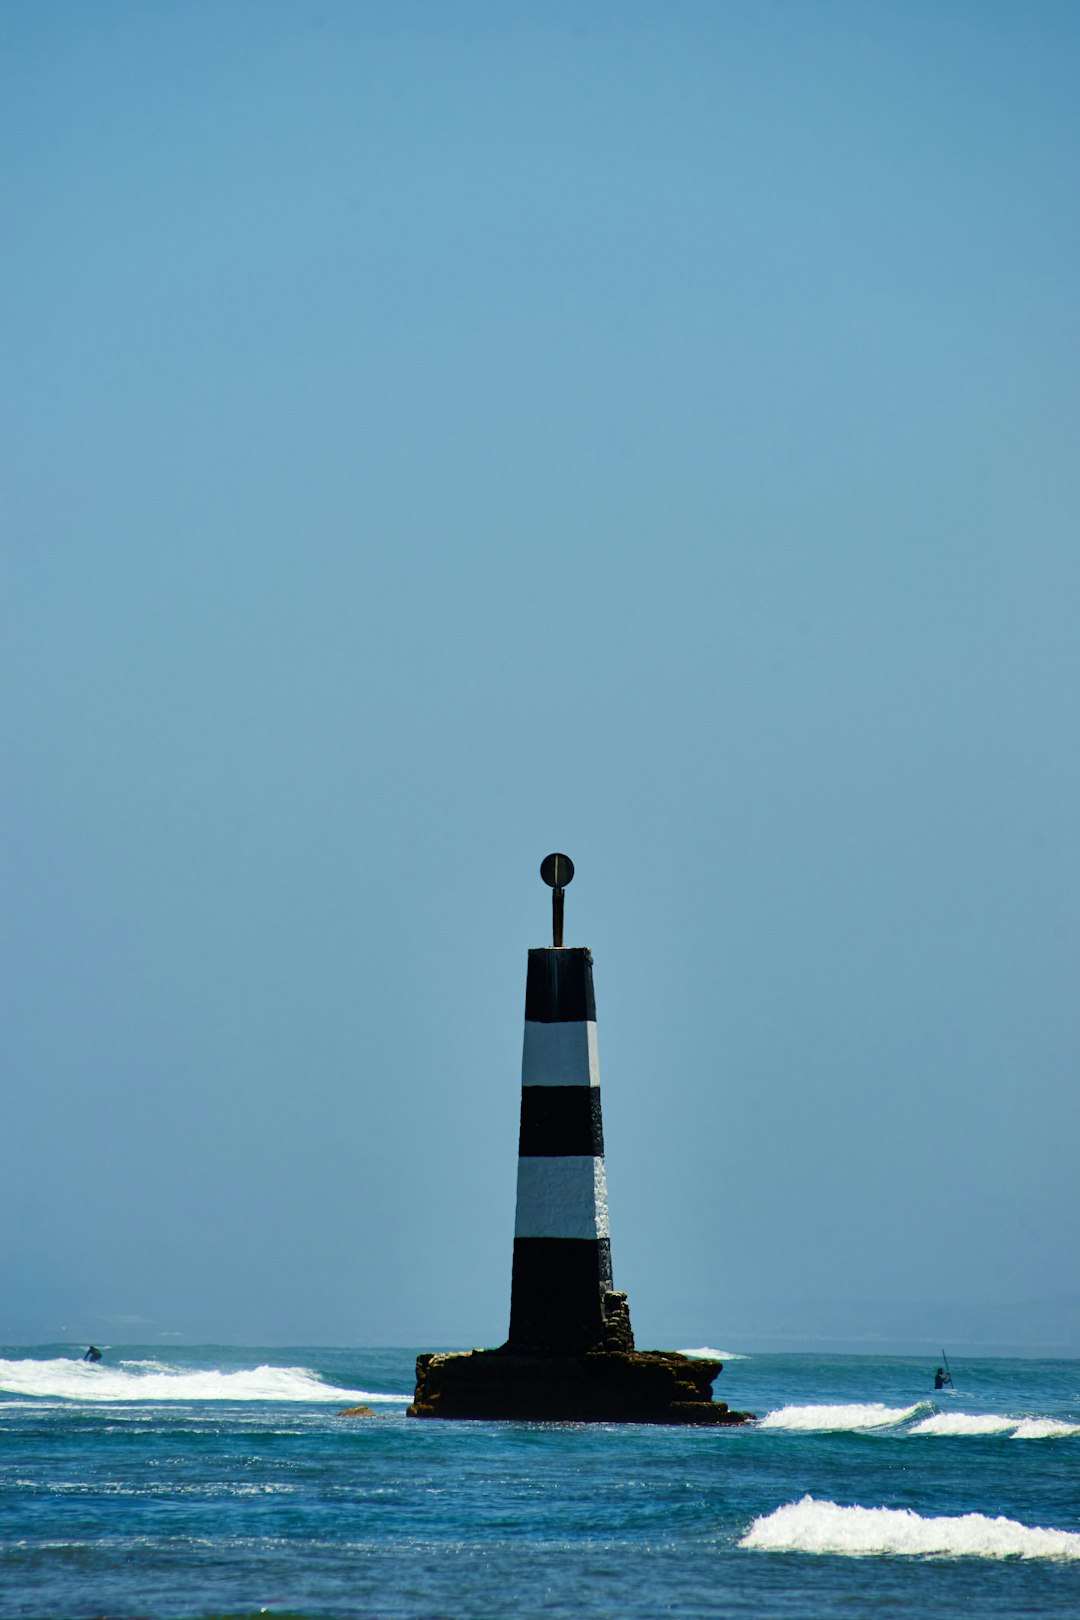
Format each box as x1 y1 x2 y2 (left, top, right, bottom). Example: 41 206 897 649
525 947 596 1023
509 1237 614 1355
518 1087 604 1157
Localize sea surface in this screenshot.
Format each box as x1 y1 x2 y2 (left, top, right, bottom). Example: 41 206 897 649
2 1345 1078 1618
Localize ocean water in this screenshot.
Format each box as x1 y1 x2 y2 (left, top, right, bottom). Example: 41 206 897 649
2 1346 1078 1618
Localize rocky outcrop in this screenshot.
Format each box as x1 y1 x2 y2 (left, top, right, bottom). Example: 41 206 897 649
337 1405 376 1417
408 1288 753 1426
407 1347 753 1425
597 1291 635 1353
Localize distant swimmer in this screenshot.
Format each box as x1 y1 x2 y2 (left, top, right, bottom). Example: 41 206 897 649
83 1346 102 1363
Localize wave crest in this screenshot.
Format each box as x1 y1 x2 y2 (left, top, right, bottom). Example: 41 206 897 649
740 1496 1080 1559
910 1410 1080 1439
910 1412 1017 1436
758 1402 927 1432
678 1346 748 1361
0 1357 409 1405
1011 1417 1080 1439
756 1402 1079 1439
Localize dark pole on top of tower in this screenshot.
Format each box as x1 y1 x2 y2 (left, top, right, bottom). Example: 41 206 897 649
539 852 574 948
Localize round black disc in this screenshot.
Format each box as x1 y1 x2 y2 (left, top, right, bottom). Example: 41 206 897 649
540 852 574 888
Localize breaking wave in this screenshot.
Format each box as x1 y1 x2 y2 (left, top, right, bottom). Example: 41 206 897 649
0 1357 409 1405
758 1402 928 1431
740 1496 1080 1559
679 1346 748 1361
1011 1417 1080 1439
910 1410 1080 1439
910 1412 1017 1437
756 1401 1079 1439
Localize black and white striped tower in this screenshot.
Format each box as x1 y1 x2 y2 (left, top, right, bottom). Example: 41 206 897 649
406 854 752 1424
508 854 631 1355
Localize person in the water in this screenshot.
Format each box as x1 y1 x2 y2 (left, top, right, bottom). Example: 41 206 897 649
934 1365 951 1389
83 1346 102 1363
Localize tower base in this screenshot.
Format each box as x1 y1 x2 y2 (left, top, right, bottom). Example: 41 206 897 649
407 1348 754 1425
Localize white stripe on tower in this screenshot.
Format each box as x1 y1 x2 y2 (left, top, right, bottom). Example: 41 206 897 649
514 1157 610 1240
521 1020 600 1087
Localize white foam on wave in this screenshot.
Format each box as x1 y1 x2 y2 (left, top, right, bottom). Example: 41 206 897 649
1012 1417 1080 1439
678 1346 748 1361
755 1401 1079 1440
740 1496 1080 1559
0 1357 409 1405
909 1411 1080 1439
758 1402 926 1432
910 1412 1022 1437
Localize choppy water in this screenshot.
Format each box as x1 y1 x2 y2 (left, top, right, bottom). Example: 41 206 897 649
2 1345 1078 1617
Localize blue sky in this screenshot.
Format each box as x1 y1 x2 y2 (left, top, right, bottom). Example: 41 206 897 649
3 0 1078 1350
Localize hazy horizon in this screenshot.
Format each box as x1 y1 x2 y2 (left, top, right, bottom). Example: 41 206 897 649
7 1295 1079 1362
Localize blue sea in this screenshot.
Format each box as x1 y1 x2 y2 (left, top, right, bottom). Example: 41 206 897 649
2 1345 1078 1618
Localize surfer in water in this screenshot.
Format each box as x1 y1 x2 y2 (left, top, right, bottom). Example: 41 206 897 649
83 1346 102 1363
934 1365 952 1390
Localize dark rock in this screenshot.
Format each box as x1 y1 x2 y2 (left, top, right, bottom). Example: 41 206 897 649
407 1348 754 1425
597 1291 635 1353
